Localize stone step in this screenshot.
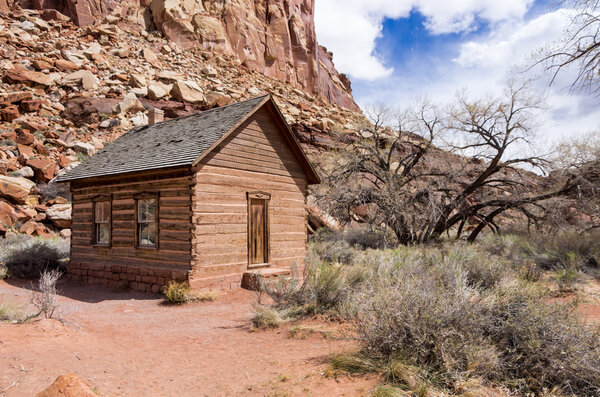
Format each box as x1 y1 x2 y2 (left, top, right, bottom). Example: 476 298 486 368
241 267 292 291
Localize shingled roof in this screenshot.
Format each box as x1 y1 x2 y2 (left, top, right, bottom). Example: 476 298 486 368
56 94 318 183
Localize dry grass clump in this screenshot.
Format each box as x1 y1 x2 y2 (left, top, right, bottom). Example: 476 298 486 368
163 281 218 304
0 235 69 279
0 301 29 323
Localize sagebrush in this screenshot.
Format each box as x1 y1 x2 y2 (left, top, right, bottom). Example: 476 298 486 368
0 235 69 279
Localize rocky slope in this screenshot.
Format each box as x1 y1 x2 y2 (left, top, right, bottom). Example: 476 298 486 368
12 0 358 111
0 6 365 237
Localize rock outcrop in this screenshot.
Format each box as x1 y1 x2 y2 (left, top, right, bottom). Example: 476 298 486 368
23 0 359 111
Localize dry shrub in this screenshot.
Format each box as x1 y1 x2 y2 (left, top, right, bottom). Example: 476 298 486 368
343 249 600 395
258 262 354 317
30 269 61 319
163 281 217 304
308 239 356 264
0 235 69 279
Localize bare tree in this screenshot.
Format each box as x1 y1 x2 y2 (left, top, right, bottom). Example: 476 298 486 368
318 83 580 243
539 0 600 93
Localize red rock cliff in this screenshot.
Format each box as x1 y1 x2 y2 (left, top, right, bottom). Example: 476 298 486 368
21 0 359 111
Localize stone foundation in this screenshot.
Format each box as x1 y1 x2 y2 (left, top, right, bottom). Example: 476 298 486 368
188 273 244 290
67 262 189 293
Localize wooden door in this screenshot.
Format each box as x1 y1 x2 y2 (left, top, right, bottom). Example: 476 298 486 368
248 197 269 266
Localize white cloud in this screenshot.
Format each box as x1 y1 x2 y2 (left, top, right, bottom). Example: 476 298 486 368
349 8 600 149
315 0 535 80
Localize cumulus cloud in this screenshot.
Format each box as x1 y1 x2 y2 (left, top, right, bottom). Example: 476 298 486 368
348 8 600 147
315 0 535 80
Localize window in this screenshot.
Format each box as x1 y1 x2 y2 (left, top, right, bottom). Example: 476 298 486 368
93 199 110 245
137 197 157 247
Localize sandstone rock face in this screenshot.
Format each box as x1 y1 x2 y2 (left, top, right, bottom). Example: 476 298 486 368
30 0 358 110
0 175 36 204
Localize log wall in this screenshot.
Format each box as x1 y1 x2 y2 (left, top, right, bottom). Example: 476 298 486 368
68 167 193 292
190 106 308 280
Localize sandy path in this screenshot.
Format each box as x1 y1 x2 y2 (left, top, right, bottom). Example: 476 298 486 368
0 279 376 396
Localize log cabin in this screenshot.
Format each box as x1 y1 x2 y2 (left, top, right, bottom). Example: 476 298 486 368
56 95 320 292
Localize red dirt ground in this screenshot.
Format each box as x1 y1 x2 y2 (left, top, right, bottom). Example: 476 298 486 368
0 278 377 396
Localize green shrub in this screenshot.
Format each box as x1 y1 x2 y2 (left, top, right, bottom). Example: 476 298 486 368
0 235 69 279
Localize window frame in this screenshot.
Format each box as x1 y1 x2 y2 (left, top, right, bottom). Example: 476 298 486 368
134 191 159 249
91 195 111 247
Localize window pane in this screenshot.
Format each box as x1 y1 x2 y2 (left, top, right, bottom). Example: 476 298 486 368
95 201 109 222
96 223 109 244
138 199 156 222
139 223 157 246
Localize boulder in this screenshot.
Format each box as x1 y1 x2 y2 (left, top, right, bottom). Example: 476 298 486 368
61 97 119 127
0 105 20 121
129 74 147 88
0 91 33 103
45 203 71 228
19 219 52 238
54 59 80 72
170 81 205 104
41 9 71 22
26 158 58 183
60 228 72 238
0 175 36 204
115 92 145 114
73 142 96 156
59 70 99 90
20 100 43 112
205 91 232 108
201 65 218 77
4 68 58 87
142 47 158 65
12 166 34 178
0 199 18 229
157 70 184 83
147 82 170 100
17 144 35 158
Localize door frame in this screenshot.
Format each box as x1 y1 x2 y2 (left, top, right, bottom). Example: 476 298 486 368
246 191 271 268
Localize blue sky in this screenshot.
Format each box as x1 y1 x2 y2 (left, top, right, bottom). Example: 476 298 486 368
314 0 600 147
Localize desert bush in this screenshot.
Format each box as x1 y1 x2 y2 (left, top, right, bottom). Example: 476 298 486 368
343 251 600 395
163 281 217 304
251 305 285 328
36 181 71 201
30 269 61 319
0 263 7 279
0 301 29 322
258 261 353 317
0 235 69 278
308 239 356 265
